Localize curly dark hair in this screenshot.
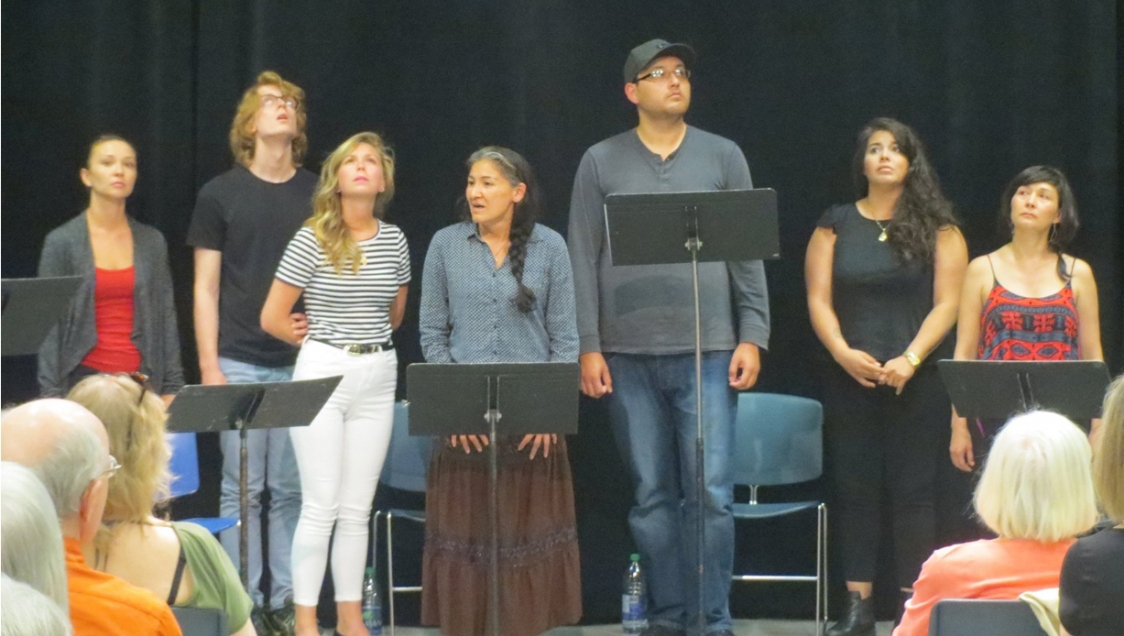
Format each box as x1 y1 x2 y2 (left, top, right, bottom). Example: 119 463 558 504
998 165 1079 280
852 118 958 263
460 146 541 313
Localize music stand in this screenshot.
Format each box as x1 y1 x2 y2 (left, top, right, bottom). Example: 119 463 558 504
166 376 342 588
1 276 84 356
407 362 579 636
604 188 780 632
938 360 1111 423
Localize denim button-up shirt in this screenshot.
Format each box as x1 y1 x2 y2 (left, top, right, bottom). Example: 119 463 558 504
419 221 578 364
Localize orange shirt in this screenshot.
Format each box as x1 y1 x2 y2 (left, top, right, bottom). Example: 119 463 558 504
65 538 182 636
893 538 1073 636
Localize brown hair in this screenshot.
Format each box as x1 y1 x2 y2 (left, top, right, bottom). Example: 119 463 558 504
307 132 396 273
84 134 135 168
228 71 308 168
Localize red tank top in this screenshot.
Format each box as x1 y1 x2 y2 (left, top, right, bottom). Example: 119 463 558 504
80 267 142 373
977 256 1080 361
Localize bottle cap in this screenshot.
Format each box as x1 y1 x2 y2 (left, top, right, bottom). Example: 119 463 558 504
630 553 640 562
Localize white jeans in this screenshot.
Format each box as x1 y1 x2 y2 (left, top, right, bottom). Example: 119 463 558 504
289 340 397 604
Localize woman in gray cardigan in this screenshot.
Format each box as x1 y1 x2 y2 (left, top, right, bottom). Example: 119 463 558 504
37 135 183 402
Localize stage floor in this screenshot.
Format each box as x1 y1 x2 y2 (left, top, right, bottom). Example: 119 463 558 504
321 621 895 635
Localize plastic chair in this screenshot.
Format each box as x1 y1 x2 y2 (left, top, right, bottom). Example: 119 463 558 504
730 392 828 634
171 606 227 636
165 432 238 534
928 599 1048 636
373 401 430 635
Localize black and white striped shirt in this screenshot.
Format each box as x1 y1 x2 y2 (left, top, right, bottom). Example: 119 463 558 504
275 224 410 346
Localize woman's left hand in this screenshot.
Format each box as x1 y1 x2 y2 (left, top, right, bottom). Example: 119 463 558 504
518 434 557 460
879 356 916 395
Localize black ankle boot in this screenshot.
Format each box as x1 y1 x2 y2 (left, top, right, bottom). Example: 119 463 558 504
826 591 875 636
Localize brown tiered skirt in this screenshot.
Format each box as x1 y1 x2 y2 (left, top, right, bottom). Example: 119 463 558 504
421 436 582 636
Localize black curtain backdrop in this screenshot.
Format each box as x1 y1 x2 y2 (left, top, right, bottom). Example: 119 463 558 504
4 0 1120 624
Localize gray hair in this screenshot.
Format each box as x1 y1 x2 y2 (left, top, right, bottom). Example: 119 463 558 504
0 575 72 636
468 147 522 186
30 423 105 519
1 463 69 611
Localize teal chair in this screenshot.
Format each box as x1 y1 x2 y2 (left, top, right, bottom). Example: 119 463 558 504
373 401 430 635
928 600 1047 636
731 392 827 634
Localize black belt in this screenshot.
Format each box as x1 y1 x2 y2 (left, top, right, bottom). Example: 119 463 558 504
310 338 394 356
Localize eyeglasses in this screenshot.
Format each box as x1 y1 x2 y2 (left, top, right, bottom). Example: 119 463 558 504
123 372 151 406
635 67 691 83
260 94 299 110
100 455 121 480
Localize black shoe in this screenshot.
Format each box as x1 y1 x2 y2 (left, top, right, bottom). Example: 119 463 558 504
264 601 296 636
826 591 875 636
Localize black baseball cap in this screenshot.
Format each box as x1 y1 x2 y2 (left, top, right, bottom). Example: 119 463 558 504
623 39 696 84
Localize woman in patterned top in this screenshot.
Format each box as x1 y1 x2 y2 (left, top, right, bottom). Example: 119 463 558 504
418 147 581 636
950 165 1103 474
261 132 410 636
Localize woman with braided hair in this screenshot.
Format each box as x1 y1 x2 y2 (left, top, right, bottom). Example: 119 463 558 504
419 146 582 635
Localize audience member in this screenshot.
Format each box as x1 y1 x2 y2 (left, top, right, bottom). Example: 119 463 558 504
894 411 1098 636
68 374 255 635
1 399 183 636
1 574 72 636
1 461 69 610
1060 374 1124 635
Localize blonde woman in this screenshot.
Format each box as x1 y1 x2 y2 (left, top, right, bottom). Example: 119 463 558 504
66 374 254 636
261 131 410 636
1060 375 1124 635
894 411 1099 636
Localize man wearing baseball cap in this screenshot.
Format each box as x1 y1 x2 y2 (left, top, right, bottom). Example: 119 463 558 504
567 39 770 635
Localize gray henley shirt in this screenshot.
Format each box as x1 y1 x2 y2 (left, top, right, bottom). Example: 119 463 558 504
567 126 771 355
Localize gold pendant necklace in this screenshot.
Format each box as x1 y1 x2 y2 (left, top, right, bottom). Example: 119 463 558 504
874 219 889 242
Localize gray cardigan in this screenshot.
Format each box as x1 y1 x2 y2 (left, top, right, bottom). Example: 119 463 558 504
37 213 185 396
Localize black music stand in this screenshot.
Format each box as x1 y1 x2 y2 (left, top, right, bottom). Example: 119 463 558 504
604 188 780 633
407 362 579 636
166 376 342 589
1 276 84 356
938 360 1111 424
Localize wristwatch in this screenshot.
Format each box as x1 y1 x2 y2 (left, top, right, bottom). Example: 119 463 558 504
904 350 922 368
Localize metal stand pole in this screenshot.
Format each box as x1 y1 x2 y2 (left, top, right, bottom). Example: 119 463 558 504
486 378 502 636
685 210 706 635
234 390 264 593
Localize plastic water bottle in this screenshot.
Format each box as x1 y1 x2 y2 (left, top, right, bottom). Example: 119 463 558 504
622 553 647 634
362 566 383 635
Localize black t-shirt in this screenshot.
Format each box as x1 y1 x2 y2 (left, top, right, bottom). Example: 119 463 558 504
817 203 950 363
186 165 317 367
1060 527 1124 636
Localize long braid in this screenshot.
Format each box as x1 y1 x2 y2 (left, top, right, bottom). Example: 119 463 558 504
508 219 536 313
465 146 542 313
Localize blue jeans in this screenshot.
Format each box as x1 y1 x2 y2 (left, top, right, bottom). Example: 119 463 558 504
606 352 737 634
218 357 302 609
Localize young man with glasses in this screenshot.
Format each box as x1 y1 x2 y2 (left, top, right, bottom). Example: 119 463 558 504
187 71 317 636
2 399 183 636
567 39 770 636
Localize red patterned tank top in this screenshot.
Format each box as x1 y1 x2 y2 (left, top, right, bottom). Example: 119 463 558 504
977 257 1080 361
